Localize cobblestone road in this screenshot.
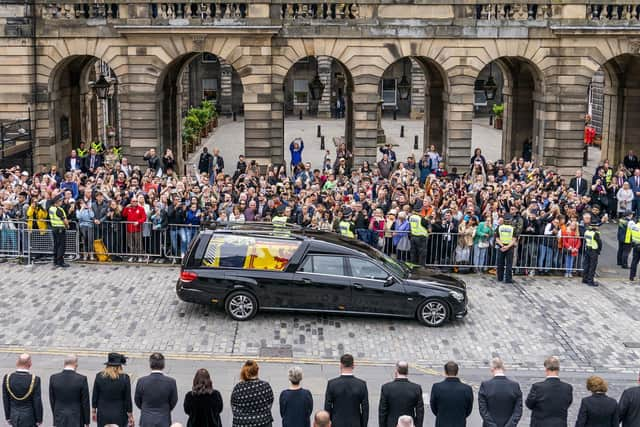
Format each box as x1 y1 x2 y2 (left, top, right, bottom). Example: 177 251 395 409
2 263 639 374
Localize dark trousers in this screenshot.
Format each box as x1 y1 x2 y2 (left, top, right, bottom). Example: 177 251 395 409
630 245 640 280
52 227 65 265
497 247 513 283
410 235 427 265
618 242 631 267
583 249 599 284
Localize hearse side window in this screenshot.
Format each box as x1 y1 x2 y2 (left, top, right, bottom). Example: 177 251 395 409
202 235 300 270
348 258 388 280
298 255 345 276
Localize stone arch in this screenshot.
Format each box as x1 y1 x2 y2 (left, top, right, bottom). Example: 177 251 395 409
47 54 120 165
157 48 245 172
593 53 640 166
280 54 356 166
376 56 450 159
474 55 545 163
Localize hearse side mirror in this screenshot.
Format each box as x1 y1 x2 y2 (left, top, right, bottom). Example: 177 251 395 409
384 276 395 287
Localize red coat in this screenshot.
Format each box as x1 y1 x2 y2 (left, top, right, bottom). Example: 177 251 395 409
122 205 146 233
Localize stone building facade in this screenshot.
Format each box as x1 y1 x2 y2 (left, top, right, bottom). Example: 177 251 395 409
1 2 640 175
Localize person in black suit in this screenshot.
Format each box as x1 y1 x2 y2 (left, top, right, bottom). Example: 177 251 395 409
83 148 103 175
429 361 473 427
619 371 640 426
183 368 223 427
324 354 369 427
379 361 424 427
1 353 43 427
569 169 589 196
525 356 573 427
49 354 90 427
64 150 83 172
625 150 639 172
575 375 618 427
91 353 133 427
134 352 178 427
477 357 522 427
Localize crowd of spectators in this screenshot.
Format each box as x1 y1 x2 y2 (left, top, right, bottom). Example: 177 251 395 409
5 353 640 427
0 140 633 272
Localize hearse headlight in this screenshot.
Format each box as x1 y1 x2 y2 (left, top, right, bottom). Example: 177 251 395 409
449 291 464 302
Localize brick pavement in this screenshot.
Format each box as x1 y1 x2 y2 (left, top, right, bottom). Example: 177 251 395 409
1 263 639 374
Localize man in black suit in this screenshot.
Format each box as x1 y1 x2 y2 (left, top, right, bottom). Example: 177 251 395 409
429 361 473 427
2 353 43 427
625 150 639 172
64 150 82 172
324 354 369 427
49 354 90 427
569 169 589 196
134 353 178 427
478 357 522 427
619 371 640 426
83 148 103 175
379 361 424 427
525 356 573 427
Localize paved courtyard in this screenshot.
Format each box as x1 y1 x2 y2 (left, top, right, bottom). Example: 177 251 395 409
191 117 505 170
1 263 639 425
2 263 638 371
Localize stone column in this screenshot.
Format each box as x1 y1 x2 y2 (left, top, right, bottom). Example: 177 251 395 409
446 70 474 170
543 81 588 175
317 56 333 119
601 87 619 163
410 59 425 120
219 59 233 115
352 82 380 166
117 83 160 165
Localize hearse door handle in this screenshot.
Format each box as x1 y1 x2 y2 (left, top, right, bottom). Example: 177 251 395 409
302 278 312 285
353 283 364 290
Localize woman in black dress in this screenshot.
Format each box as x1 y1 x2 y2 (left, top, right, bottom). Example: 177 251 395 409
184 368 224 427
231 360 274 427
91 353 133 427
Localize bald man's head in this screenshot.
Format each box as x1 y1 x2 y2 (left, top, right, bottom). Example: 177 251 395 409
313 410 331 427
16 354 31 369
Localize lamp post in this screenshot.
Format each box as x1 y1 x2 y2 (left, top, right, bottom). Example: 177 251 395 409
483 63 498 101
309 73 324 101
89 68 114 147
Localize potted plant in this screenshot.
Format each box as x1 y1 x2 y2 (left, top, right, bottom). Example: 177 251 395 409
492 104 504 130
192 107 210 138
201 100 216 130
183 113 201 153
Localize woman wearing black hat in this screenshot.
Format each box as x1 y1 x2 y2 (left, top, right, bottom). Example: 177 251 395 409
92 353 133 427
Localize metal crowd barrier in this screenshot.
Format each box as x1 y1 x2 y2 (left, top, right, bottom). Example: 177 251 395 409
0 219 591 276
378 230 586 274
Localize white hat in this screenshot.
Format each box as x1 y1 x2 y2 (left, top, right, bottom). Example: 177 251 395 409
21 171 29 177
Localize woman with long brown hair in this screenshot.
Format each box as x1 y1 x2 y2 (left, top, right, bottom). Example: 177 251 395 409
91 353 133 427
183 368 223 427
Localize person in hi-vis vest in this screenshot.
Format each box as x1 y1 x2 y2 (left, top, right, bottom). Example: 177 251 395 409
495 215 517 284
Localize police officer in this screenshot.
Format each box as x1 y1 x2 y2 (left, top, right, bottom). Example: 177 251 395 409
618 210 634 268
271 206 289 228
582 223 602 286
408 208 429 265
496 215 516 284
628 219 640 282
76 141 88 158
111 143 123 161
338 207 355 238
91 140 105 155
2 353 43 427
49 194 69 268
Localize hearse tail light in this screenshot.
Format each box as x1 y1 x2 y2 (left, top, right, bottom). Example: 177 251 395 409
180 271 198 283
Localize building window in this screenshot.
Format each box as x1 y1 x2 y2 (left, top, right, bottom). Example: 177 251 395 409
293 79 309 105
201 53 218 63
203 78 218 101
381 78 396 107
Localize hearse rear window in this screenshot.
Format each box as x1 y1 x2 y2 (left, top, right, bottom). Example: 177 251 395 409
202 235 301 271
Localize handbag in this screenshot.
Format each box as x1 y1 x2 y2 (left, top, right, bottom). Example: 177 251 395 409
397 236 411 252
478 240 489 249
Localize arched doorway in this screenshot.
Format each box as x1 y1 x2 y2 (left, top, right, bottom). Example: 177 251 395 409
282 56 353 171
377 57 448 169
49 56 119 165
472 57 543 165
159 52 244 174
588 54 640 169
